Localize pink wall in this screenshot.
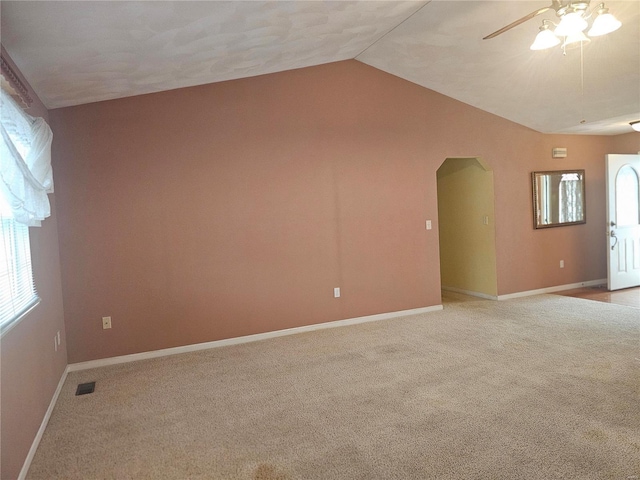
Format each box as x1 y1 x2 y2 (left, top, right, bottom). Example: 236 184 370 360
494 132 625 294
51 61 438 363
50 60 618 365
0 47 66 480
611 131 640 153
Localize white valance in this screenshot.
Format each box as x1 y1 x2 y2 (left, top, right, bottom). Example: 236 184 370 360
0 88 53 226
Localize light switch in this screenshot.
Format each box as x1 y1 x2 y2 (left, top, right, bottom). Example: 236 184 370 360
426 220 432 230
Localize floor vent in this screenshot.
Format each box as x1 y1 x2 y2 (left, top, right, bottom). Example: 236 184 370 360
76 382 96 396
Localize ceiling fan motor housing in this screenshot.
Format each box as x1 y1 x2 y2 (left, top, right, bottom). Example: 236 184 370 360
556 1 591 17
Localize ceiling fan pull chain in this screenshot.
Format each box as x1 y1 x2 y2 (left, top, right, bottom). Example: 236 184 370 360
580 40 586 124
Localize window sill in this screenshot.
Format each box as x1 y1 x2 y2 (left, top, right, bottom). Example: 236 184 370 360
0 297 42 339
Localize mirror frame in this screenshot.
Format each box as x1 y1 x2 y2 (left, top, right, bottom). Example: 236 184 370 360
532 169 586 229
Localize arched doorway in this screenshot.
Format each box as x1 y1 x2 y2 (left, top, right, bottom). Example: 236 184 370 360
436 157 498 299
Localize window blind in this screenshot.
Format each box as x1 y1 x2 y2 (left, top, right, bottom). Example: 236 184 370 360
0 211 38 329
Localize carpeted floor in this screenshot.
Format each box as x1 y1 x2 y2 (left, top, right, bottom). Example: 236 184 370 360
27 295 640 479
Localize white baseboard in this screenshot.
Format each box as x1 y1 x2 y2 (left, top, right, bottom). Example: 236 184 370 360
15 279 603 478
68 305 443 372
497 278 607 301
18 365 69 480
442 286 498 300
19 305 444 477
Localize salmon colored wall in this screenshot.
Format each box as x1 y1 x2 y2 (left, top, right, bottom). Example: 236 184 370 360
0 47 66 480
610 131 640 154
504 133 632 294
50 60 613 364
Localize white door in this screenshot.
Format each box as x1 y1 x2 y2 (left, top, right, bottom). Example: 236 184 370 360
606 154 640 291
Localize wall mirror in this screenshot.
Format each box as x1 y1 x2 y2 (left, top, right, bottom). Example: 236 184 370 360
532 170 586 229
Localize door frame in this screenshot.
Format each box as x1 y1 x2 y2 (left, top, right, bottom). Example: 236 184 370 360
605 154 640 291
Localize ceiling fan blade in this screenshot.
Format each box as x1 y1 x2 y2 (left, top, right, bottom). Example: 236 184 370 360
483 6 553 40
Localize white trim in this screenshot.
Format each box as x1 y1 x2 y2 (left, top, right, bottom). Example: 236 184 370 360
497 278 607 301
18 365 69 480
441 286 498 300
68 305 443 372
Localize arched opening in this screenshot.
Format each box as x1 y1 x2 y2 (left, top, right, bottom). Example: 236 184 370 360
436 157 498 300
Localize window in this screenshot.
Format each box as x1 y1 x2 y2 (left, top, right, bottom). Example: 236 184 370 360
0 88 53 333
0 195 39 331
616 165 640 227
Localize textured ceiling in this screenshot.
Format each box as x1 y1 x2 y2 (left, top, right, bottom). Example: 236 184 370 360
1 0 639 135
358 0 640 135
0 1 426 107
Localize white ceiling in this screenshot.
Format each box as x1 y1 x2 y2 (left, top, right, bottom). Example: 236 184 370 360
1 1 639 135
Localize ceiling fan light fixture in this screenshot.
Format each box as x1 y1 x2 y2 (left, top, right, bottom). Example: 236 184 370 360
563 30 591 48
555 11 588 36
587 7 621 36
484 0 622 54
530 23 561 50
631 121 640 132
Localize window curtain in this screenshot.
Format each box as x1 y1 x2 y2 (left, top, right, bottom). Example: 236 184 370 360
0 88 53 226
559 173 583 223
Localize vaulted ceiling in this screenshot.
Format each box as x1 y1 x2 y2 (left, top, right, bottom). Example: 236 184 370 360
1 1 638 135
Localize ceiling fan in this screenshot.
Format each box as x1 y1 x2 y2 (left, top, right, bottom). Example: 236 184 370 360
483 0 622 50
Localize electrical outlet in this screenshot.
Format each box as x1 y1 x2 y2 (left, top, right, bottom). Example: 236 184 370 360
426 220 432 230
334 287 340 298
560 260 565 268
102 316 112 329
57 330 61 345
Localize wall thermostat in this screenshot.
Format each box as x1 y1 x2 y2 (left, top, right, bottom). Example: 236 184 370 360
552 147 567 158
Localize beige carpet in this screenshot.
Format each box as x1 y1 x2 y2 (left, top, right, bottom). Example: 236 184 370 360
27 295 639 479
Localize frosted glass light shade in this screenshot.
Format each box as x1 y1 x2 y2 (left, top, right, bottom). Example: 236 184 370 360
631 121 640 132
530 28 561 50
563 30 591 47
555 12 588 36
588 12 621 36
